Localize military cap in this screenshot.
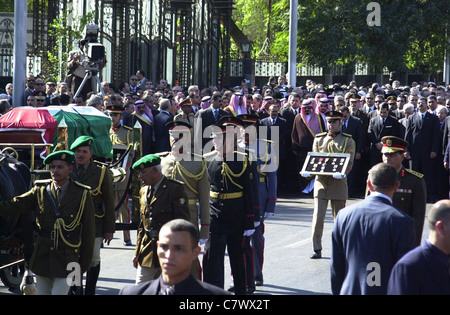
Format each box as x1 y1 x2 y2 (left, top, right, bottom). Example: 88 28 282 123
381 136 408 154
236 114 259 126
165 120 192 132
43 150 75 165
179 97 192 107
106 104 125 114
70 135 94 151
302 99 313 107
349 93 360 101
219 116 244 128
324 110 343 120
132 154 161 170
34 90 46 100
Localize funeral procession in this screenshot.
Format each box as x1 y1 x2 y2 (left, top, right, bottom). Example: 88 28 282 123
0 0 449 299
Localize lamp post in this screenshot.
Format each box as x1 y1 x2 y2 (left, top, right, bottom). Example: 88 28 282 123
240 38 254 89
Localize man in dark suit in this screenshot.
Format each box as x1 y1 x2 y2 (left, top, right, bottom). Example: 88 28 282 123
154 98 177 153
388 199 450 295
367 102 400 167
260 104 287 164
339 106 363 197
194 94 229 148
132 100 159 155
405 97 440 202
120 219 229 295
331 163 416 295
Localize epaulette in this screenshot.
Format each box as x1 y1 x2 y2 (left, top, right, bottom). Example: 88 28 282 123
316 132 327 137
156 151 170 157
168 177 185 186
405 168 424 179
342 133 353 138
73 179 92 190
34 179 52 185
123 125 133 131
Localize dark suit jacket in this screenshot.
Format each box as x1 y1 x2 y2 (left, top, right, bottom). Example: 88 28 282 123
119 274 230 295
154 110 175 153
194 107 229 147
260 116 287 159
342 115 363 154
388 240 450 295
132 109 159 155
368 114 400 148
405 111 440 160
331 195 415 295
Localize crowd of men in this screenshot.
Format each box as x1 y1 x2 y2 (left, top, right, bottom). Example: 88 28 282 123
1 71 450 295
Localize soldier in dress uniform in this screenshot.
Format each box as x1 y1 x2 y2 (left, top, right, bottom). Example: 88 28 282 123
107 104 134 246
0 150 95 295
174 97 195 126
132 154 190 284
381 136 426 246
202 116 256 295
158 121 210 279
301 110 355 259
70 136 116 295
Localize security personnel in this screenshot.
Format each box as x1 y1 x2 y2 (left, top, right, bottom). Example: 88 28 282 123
302 110 355 259
158 121 210 279
381 136 426 245
202 116 255 295
132 154 190 284
0 150 95 295
107 104 134 246
70 135 115 295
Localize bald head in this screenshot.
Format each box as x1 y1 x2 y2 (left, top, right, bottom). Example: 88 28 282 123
428 200 450 231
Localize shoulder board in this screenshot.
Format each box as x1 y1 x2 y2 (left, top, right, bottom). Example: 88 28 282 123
405 168 424 179
73 180 92 190
342 133 353 137
156 151 170 157
316 132 327 137
123 125 133 131
34 179 52 185
168 178 184 185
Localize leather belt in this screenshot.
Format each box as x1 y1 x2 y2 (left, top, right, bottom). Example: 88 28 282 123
210 191 243 200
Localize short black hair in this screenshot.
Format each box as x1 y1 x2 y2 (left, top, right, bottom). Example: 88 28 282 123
368 163 398 191
160 219 199 248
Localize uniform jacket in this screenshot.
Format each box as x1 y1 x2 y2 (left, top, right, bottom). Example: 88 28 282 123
393 167 426 246
331 195 416 295
388 240 450 295
204 151 254 233
119 274 230 295
312 132 355 200
71 161 116 237
0 178 95 277
160 152 210 239
135 177 190 268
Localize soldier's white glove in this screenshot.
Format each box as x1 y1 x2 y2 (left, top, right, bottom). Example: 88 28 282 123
300 171 311 177
199 239 207 245
243 229 255 236
254 221 261 228
264 212 274 219
332 173 346 179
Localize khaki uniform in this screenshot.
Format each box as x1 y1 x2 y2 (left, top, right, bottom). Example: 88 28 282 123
72 161 116 238
0 178 95 277
159 152 210 239
135 177 190 268
110 125 134 238
311 132 355 251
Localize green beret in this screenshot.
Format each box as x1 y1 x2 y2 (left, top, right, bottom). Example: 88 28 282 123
43 150 75 165
132 154 161 170
70 135 94 151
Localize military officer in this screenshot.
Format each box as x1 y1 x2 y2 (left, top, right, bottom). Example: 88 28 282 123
107 104 134 246
132 154 190 284
70 135 116 295
302 110 355 259
381 136 426 246
0 150 95 295
202 116 255 295
158 121 210 279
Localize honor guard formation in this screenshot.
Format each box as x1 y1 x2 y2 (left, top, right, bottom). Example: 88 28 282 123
1 72 450 295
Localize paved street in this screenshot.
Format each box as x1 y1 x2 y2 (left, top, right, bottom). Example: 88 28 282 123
0 194 432 295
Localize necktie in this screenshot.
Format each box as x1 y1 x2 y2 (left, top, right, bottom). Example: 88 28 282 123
272 118 276 125
56 187 61 204
214 109 219 123
164 286 175 295
148 187 155 203
342 121 347 132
